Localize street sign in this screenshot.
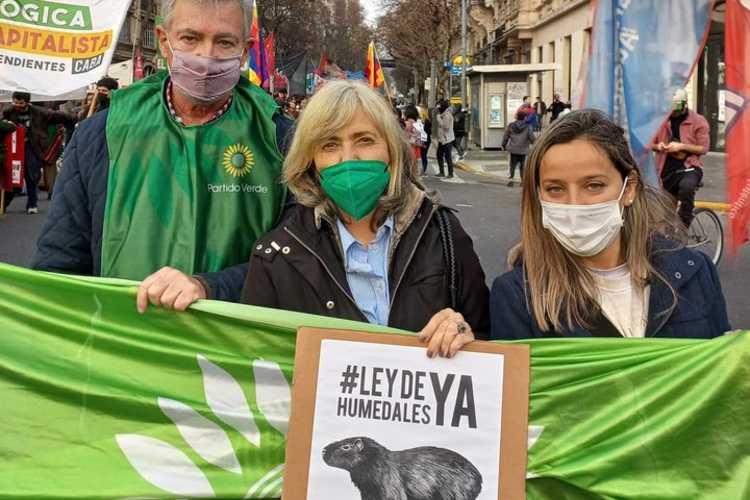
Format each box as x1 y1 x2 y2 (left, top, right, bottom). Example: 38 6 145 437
451 65 472 75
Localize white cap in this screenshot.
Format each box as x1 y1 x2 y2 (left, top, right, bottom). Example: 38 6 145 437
673 88 688 102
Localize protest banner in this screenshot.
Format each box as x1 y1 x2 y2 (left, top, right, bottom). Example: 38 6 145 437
583 0 714 183
0 262 749 499
0 0 131 98
726 0 750 251
284 328 529 499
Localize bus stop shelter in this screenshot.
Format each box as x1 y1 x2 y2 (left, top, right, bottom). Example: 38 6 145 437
467 63 561 149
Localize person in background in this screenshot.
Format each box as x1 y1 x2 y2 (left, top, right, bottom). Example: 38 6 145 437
418 105 432 175
518 95 533 115
94 77 119 111
533 97 547 131
490 109 729 340
2 92 75 214
524 103 539 132
502 109 535 182
435 99 455 178
651 88 710 228
549 93 567 122
403 105 425 168
453 105 467 160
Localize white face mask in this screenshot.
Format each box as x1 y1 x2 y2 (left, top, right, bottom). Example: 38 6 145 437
540 180 629 257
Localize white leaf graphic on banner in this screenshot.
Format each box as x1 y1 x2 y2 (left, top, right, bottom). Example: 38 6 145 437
197 354 261 447
528 425 544 450
158 397 242 474
252 360 291 437
526 425 546 479
245 464 285 499
115 434 215 497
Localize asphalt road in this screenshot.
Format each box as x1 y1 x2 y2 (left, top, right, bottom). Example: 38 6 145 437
1 169 748 328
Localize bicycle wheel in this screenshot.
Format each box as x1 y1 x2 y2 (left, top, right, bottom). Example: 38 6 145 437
686 208 724 266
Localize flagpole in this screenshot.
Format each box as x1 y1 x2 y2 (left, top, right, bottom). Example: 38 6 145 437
371 41 393 106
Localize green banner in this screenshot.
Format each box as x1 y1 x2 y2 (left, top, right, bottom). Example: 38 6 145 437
0 262 748 499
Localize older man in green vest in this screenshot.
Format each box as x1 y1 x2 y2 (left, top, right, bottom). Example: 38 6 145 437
33 0 292 308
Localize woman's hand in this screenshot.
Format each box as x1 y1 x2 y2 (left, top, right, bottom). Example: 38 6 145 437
418 308 475 358
136 267 207 313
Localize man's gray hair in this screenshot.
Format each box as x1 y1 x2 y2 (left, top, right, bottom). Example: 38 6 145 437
160 0 252 40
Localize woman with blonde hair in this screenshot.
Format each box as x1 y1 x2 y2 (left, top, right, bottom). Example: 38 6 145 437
239 80 489 354
490 109 729 339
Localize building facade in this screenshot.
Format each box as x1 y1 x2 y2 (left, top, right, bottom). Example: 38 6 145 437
463 0 725 150
114 0 162 78
463 0 591 107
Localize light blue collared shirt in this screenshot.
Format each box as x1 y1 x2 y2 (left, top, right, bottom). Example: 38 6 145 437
336 216 394 326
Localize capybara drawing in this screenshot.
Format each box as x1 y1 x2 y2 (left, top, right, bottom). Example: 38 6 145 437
322 436 482 500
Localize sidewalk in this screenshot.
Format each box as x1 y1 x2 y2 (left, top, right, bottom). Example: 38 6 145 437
457 149 728 207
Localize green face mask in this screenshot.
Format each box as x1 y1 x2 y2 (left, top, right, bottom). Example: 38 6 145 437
319 160 391 221
672 101 686 114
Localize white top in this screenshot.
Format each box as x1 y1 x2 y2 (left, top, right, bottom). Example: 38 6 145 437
588 263 650 338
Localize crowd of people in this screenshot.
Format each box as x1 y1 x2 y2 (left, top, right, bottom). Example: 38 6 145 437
1 0 731 354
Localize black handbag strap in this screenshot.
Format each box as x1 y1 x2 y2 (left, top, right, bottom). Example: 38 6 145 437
436 208 457 309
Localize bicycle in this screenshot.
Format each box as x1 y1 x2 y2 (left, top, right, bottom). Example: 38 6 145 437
686 201 724 266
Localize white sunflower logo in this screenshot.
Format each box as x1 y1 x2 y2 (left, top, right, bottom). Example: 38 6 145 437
116 355 290 498
223 144 255 177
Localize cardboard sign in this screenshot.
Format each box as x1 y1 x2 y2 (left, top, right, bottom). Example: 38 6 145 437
284 328 530 500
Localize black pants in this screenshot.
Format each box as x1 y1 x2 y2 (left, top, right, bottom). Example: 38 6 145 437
420 143 430 173
437 142 454 176
662 168 703 227
509 154 525 179
454 134 466 156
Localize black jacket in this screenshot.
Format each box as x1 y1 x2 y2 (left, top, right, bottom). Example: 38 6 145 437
241 194 490 336
490 239 731 339
31 108 293 302
2 104 75 160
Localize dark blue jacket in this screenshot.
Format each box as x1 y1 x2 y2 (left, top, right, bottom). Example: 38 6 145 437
490 241 731 339
31 108 293 302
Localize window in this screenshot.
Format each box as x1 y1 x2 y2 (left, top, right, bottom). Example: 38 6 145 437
119 17 131 43
143 20 156 49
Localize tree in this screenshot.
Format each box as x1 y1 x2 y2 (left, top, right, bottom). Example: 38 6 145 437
376 0 460 101
259 0 371 72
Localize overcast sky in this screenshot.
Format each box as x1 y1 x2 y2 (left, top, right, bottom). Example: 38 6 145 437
361 0 380 25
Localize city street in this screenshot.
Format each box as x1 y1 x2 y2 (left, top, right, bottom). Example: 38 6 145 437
2 153 748 329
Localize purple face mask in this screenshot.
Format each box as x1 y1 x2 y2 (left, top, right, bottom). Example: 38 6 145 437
167 40 243 103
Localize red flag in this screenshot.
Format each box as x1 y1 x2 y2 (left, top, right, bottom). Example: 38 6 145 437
134 47 144 80
263 32 276 90
265 32 276 80
726 0 750 251
364 41 384 88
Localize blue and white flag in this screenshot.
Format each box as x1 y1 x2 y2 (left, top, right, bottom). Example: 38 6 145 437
583 0 714 183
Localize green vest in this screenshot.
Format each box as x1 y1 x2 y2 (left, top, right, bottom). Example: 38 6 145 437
101 71 286 281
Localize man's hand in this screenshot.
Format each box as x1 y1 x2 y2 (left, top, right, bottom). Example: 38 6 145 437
137 267 207 313
664 142 685 154
418 308 475 359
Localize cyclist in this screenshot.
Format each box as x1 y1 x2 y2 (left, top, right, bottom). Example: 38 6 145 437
651 89 710 228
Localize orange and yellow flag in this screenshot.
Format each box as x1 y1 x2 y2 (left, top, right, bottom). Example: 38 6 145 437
364 41 384 88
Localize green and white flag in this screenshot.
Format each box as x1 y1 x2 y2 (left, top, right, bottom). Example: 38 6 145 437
0 263 748 499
